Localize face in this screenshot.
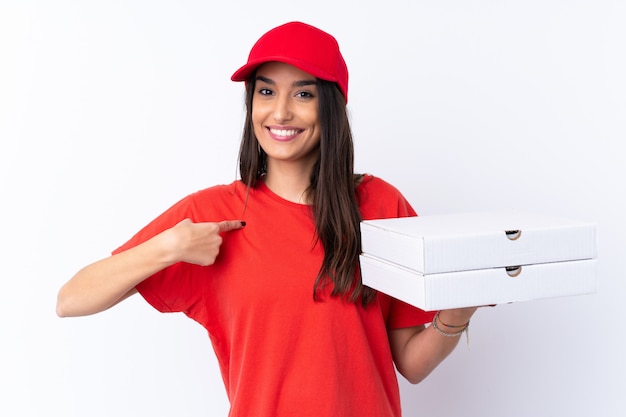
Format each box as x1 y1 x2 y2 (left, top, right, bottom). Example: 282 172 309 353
252 62 321 173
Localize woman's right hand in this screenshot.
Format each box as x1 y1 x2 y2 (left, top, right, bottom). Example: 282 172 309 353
165 219 246 266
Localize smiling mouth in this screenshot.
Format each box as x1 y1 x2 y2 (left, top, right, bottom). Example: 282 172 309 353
267 127 303 141
269 127 302 137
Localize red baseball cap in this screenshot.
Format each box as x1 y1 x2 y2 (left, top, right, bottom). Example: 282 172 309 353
231 21 349 102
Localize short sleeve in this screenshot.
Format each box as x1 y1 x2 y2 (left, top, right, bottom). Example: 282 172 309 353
111 193 206 316
386 298 436 329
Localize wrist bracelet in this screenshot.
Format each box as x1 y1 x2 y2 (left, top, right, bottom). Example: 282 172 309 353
432 311 470 348
436 310 470 329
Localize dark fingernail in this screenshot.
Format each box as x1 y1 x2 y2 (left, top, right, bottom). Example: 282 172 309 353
241 221 247 227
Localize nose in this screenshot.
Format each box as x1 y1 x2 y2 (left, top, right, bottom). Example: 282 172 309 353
272 94 293 122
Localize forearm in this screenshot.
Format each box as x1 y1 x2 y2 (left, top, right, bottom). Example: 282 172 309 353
56 218 244 317
56 233 175 317
392 308 476 384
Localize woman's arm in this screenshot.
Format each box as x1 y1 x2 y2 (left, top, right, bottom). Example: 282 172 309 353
388 307 478 384
56 219 245 317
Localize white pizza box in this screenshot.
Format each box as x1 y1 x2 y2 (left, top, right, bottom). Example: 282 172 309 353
360 253 598 311
360 211 597 275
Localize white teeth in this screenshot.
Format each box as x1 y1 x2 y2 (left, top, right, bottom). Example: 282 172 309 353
270 128 299 137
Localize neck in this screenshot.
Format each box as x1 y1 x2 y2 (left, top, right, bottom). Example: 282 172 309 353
263 161 314 204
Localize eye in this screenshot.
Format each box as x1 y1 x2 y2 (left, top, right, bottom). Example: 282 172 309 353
257 88 273 96
295 90 315 99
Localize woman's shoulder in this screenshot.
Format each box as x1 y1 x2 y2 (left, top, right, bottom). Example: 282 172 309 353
356 174 417 219
357 174 404 196
189 180 246 201
177 180 248 217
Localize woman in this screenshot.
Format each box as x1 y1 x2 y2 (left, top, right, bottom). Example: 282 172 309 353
57 21 477 417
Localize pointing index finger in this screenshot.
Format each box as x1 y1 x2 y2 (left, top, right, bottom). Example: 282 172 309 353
217 220 246 233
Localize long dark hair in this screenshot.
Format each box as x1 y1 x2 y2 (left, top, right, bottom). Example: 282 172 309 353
238 74 377 306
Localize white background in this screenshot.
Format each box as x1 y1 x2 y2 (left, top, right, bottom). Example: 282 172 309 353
1 1 624 416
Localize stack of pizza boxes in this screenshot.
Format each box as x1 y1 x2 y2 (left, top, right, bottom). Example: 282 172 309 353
359 211 598 311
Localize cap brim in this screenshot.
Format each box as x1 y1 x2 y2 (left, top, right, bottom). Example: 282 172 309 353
231 57 338 84
231 62 258 82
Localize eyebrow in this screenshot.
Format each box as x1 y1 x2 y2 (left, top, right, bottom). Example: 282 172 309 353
255 75 317 88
